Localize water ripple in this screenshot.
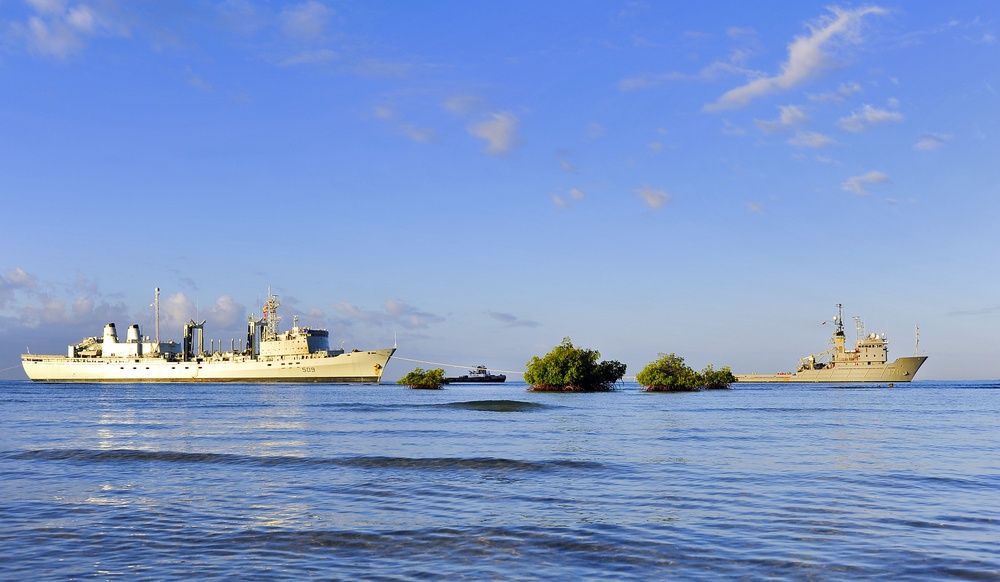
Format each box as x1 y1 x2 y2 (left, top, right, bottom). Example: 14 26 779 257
4 448 602 472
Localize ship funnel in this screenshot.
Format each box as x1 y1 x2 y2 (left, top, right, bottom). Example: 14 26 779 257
103 323 119 344
127 324 141 343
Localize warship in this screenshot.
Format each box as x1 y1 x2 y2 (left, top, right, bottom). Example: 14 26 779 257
21 288 395 383
736 304 927 383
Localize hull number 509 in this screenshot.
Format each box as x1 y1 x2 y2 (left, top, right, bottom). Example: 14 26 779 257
301 367 316 373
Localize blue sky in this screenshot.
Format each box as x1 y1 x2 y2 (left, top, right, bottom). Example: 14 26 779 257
2 1 998 381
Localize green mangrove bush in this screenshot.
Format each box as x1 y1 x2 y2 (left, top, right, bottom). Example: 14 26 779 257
524 337 626 392
397 367 446 389
637 353 737 392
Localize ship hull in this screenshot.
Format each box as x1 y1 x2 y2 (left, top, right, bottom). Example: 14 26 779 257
21 348 395 383
736 356 927 383
445 375 506 384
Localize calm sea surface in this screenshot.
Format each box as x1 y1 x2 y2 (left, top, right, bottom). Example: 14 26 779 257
1 379 998 580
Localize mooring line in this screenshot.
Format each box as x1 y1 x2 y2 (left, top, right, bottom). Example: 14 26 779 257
391 356 524 376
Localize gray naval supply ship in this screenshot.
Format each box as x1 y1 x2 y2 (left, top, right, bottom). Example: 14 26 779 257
21 288 395 383
736 304 927 383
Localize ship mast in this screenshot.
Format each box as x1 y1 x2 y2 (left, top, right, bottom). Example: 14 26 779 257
154 287 160 345
262 287 281 341
914 323 920 356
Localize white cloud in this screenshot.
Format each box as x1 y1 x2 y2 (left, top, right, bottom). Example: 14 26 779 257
444 95 487 116
469 112 520 156
399 124 436 143
745 202 765 213
637 186 671 209
838 104 903 132
28 0 65 15
619 70 691 91
160 292 198 330
26 15 83 57
722 120 748 136
808 81 863 104
841 170 889 195
619 26 761 92
208 295 246 329
15 1 127 59
0 268 38 308
373 105 436 143
755 104 809 134
553 188 585 209
621 61 748 91
914 133 950 151
281 1 334 41
705 6 887 111
488 311 540 328
66 5 95 32
788 131 833 148
334 300 443 329
6 267 37 289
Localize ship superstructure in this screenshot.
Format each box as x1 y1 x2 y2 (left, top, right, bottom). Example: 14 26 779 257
21 288 395 383
445 365 507 383
736 304 927 383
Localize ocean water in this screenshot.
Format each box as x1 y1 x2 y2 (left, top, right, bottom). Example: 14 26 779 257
1 379 998 580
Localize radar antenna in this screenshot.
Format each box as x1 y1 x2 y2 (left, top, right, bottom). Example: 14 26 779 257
262 287 282 341
833 303 845 335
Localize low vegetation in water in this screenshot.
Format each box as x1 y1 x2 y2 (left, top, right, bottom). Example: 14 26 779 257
397 367 446 389
701 364 738 390
636 353 737 392
524 337 626 392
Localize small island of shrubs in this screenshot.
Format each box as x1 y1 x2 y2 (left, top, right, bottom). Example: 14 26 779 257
636 353 737 392
398 343 737 393
397 367 446 389
520 340 736 393
524 337 626 392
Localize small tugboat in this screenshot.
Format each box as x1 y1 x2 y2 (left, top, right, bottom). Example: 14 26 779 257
736 303 927 383
445 365 506 383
